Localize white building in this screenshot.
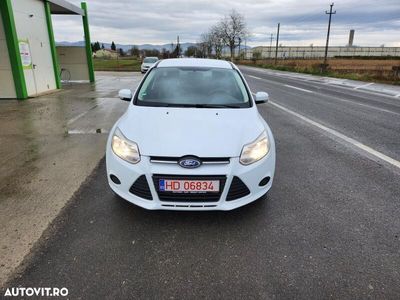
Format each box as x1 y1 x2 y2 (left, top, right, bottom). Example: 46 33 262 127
0 0 95 100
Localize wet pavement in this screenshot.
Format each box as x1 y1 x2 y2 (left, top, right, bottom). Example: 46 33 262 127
0 72 141 286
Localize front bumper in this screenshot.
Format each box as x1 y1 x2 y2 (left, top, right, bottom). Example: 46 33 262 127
106 150 275 211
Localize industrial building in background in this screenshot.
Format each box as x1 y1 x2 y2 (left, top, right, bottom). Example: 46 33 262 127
0 0 94 100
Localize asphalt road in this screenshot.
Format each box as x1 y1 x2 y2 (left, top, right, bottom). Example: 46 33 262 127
5 67 400 299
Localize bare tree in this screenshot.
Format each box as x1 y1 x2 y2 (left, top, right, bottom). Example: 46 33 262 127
209 24 225 59
199 32 213 58
220 10 248 59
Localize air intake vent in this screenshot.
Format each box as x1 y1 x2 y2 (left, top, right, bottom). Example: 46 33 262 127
129 175 153 200
226 176 250 201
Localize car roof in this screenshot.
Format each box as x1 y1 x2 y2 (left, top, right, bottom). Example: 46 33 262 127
157 58 233 69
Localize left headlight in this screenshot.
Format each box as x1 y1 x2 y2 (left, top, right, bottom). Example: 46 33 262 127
240 131 270 165
111 128 140 164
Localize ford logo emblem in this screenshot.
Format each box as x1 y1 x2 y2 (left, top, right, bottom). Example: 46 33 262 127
178 156 202 169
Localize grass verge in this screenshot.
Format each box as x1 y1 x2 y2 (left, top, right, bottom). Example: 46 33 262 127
238 59 400 85
93 58 141 72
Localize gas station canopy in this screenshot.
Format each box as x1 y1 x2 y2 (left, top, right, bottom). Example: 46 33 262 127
48 0 85 15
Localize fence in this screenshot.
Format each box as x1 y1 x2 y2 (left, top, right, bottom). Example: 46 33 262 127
244 46 400 59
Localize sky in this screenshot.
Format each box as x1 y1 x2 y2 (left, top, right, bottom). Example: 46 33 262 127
52 0 400 47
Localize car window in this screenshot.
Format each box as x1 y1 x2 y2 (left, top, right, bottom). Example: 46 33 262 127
143 58 158 63
136 67 250 108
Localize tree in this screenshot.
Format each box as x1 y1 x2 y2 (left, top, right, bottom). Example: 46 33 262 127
111 41 116 51
220 10 248 59
161 48 170 59
101 43 105 49
252 50 262 62
184 46 197 57
172 44 181 58
209 24 225 59
130 46 140 57
92 41 101 52
142 49 160 57
199 32 213 58
118 48 125 56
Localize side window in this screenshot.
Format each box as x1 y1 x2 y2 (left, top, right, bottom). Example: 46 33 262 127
138 71 156 100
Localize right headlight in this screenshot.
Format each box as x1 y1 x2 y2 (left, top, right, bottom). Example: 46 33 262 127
239 131 270 165
111 128 140 164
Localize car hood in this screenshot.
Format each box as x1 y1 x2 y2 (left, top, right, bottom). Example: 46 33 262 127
117 106 265 157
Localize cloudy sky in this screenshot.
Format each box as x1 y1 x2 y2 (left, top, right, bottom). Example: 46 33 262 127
53 0 400 47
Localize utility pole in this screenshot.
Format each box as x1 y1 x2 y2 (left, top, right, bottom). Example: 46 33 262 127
269 33 273 59
323 3 336 66
238 37 241 59
244 39 247 59
274 23 280 65
177 36 180 58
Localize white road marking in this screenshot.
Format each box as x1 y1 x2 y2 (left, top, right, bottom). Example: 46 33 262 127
68 129 109 134
67 104 98 125
284 84 313 93
318 94 400 116
354 82 374 90
241 66 400 99
269 101 400 170
248 75 399 115
247 75 263 80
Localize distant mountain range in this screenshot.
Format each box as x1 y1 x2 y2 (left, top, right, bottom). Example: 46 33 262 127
56 41 252 52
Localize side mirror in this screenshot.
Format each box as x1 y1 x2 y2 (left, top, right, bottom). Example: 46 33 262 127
255 92 269 104
118 89 132 101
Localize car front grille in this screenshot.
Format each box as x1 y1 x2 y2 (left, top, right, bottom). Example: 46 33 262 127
150 156 230 165
226 176 250 201
152 174 226 202
129 175 153 200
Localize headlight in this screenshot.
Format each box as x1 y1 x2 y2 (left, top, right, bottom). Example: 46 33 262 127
111 128 140 164
240 131 270 165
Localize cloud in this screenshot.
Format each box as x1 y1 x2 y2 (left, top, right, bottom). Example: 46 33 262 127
52 0 400 47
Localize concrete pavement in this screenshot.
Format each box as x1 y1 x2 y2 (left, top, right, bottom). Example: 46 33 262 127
0 72 140 287
2 67 400 299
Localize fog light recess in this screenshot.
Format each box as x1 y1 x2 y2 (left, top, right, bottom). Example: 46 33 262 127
110 174 121 185
259 176 270 187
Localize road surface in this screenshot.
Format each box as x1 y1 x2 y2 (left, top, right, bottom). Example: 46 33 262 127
5 67 400 299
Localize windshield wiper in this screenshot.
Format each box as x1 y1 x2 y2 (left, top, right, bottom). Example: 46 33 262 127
194 104 242 108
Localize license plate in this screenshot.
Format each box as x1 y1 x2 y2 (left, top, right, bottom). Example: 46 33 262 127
159 179 220 193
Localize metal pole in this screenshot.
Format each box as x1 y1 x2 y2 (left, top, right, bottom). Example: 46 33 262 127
81 2 95 83
177 35 180 57
269 33 273 59
324 3 336 65
244 39 247 59
238 37 241 59
275 23 280 65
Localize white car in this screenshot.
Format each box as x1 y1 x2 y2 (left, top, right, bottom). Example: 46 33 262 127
140 57 158 73
106 58 276 210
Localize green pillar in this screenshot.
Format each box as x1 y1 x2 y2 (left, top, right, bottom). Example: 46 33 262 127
0 0 28 99
44 1 61 89
81 2 95 83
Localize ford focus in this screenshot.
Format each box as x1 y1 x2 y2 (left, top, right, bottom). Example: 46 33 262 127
106 58 275 210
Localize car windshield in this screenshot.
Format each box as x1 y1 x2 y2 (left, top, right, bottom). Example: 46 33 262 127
143 58 158 63
135 67 250 108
